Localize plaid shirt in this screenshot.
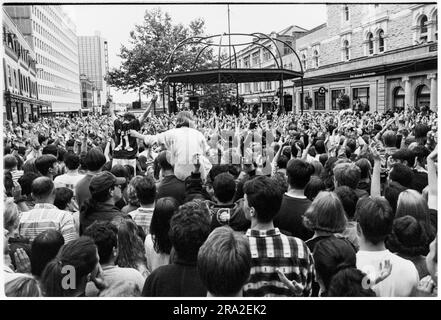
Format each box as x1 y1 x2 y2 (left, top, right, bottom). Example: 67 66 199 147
129 207 154 234
18 203 78 243
243 228 315 297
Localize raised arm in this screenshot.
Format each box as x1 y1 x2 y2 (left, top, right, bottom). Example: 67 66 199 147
370 143 382 198
427 146 437 210
138 101 153 125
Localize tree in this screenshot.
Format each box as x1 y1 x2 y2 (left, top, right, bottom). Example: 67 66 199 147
105 7 214 106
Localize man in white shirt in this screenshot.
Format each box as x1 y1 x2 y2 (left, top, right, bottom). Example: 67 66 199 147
355 197 419 297
130 111 211 181
54 153 85 211
19 177 78 243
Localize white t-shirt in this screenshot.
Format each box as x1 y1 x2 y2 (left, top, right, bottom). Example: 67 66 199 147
54 171 85 193
356 249 419 297
144 234 170 273
144 127 211 181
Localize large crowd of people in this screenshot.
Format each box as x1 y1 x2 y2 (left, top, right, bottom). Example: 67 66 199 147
3 102 438 297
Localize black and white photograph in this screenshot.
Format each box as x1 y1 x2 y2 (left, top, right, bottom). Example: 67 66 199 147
1 0 438 307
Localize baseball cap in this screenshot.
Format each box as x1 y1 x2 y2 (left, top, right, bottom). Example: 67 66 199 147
89 171 126 195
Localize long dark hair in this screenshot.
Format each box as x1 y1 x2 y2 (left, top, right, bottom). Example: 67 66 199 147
115 219 146 270
150 197 179 254
40 236 98 297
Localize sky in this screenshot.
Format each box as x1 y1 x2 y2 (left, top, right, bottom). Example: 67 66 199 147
65 3 328 103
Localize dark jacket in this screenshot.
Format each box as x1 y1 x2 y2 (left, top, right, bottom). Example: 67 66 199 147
184 172 211 202
141 258 207 297
80 201 127 235
207 199 250 232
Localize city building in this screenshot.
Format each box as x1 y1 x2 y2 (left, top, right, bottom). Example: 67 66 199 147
292 4 437 113
4 5 82 115
2 8 50 124
225 25 308 112
80 73 93 113
78 31 109 114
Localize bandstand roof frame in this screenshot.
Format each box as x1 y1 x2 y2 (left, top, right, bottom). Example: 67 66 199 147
161 32 305 114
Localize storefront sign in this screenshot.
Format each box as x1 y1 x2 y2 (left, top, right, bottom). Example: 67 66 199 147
429 44 437 52
318 86 327 95
349 72 376 78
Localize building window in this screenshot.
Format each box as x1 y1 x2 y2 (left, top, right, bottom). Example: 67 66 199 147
343 40 350 61
420 15 428 42
393 87 405 111
253 82 259 92
283 41 292 55
263 46 272 61
7 66 12 87
313 50 319 68
265 81 272 90
367 33 374 55
314 91 326 110
252 51 260 67
344 5 349 21
378 30 385 52
244 57 250 68
353 87 370 111
415 84 430 108
245 83 251 93
301 53 307 70
331 89 343 110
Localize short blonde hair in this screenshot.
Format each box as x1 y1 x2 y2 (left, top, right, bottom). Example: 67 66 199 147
304 191 347 233
396 189 430 226
4 198 19 233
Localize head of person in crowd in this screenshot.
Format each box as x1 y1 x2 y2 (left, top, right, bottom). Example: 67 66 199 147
411 145 430 169
42 144 59 159
23 158 40 175
384 180 407 213
83 221 118 265
66 139 75 153
310 160 323 177
286 159 314 192
54 187 75 212
333 163 361 190
31 177 56 205
355 197 394 247
4 197 20 238
40 236 99 297
38 134 48 147
89 171 125 205
197 226 251 297
176 111 194 128
135 175 156 207
5 275 42 297
63 153 80 172
125 176 143 209
18 172 40 198
327 268 376 297
304 191 347 234
414 124 430 145
383 130 397 148
276 154 289 172
386 215 429 258
213 172 236 205
355 158 372 181
320 156 339 190
319 154 328 168
111 164 129 196
31 230 65 278
391 149 416 168
4 154 18 173
169 200 211 263
388 163 414 189
35 155 58 179
115 218 146 270
313 236 358 295
150 197 179 255
315 140 326 155
243 176 283 225
395 189 433 236
304 176 326 201
84 147 107 172
334 186 358 221
157 150 174 176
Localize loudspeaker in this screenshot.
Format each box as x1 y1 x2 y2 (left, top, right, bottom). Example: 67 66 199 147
284 95 293 112
189 96 199 112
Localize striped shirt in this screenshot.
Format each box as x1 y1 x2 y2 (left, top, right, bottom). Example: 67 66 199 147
18 203 78 243
129 207 154 234
243 228 315 297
